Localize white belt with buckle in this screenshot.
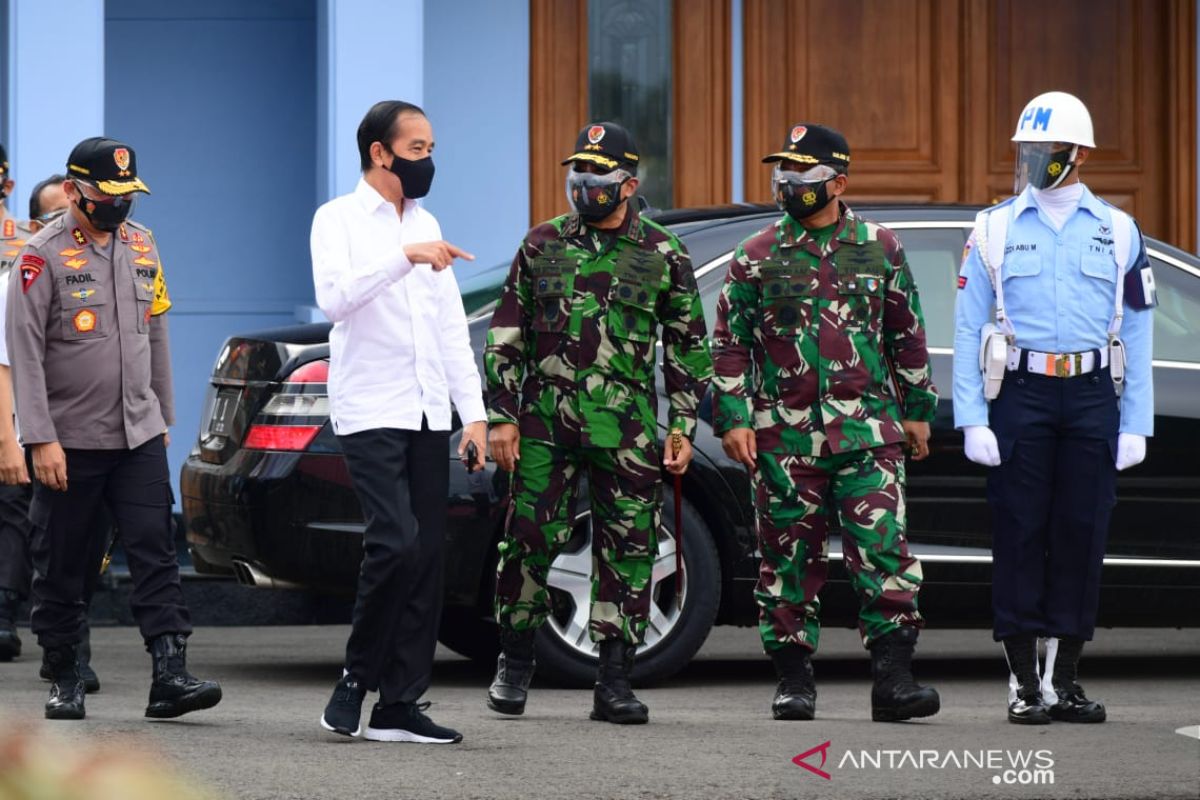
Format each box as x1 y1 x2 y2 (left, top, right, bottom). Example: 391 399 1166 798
1006 346 1108 377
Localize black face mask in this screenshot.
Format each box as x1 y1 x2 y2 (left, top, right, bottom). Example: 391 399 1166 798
74 191 133 232
777 178 834 222
566 169 630 222
387 151 435 199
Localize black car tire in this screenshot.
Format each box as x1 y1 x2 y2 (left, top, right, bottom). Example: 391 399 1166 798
533 492 722 688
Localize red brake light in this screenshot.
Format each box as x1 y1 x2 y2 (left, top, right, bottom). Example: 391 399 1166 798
243 424 321 451
287 360 329 383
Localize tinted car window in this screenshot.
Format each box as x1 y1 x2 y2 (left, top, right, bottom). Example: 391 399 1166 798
1150 258 1200 362
896 227 968 349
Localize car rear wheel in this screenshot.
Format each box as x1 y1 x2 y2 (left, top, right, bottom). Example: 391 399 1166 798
534 491 721 688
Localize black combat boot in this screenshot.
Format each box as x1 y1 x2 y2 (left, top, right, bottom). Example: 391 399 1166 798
0 589 20 661
145 633 223 719
43 627 100 693
1047 637 1106 723
590 639 648 725
487 627 536 715
869 627 941 722
43 644 86 720
768 646 816 720
1003 634 1050 725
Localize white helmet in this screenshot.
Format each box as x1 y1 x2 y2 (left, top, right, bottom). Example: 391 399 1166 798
1011 91 1095 148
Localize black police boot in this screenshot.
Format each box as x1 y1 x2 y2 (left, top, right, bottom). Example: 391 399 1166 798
145 633 223 719
78 629 100 693
0 589 20 661
1047 637 1106 723
590 639 648 725
487 627 536 715
1003 634 1051 725
869 626 941 722
768 646 816 720
44 644 86 720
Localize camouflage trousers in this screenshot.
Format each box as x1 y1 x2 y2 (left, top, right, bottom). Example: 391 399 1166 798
494 437 660 645
754 442 923 652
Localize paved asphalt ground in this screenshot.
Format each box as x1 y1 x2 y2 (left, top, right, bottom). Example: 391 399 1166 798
1 625 1197 800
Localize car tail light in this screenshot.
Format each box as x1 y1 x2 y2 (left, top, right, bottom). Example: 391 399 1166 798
243 424 322 451
242 359 330 452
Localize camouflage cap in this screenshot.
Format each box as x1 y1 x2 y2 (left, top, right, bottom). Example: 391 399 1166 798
562 122 640 174
763 123 851 171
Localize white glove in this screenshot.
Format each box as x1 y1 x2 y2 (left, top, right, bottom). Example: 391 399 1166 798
1115 433 1146 471
962 425 1001 467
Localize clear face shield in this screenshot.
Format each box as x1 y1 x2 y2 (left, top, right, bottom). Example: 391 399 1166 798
1013 141 1079 194
565 165 633 221
771 163 839 218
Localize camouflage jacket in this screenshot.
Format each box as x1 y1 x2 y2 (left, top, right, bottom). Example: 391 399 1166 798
485 206 712 450
711 203 937 456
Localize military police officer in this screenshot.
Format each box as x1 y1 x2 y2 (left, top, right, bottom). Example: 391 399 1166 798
712 124 940 723
485 122 712 724
6 137 220 721
953 92 1156 725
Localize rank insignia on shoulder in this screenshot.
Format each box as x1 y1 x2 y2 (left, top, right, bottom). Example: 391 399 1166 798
3 219 13 238
72 228 88 246
118 224 129 241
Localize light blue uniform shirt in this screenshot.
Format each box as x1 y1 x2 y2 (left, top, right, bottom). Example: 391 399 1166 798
952 185 1154 436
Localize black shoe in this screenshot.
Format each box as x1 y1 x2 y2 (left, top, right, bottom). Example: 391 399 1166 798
869 627 941 722
321 674 367 737
1047 638 1106 723
40 651 97 692
43 644 85 720
0 589 21 661
590 639 648 725
78 629 100 693
1003 634 1051 725
363 702 463 744
769 646 816 720
145 633 222 719
488 628 536 716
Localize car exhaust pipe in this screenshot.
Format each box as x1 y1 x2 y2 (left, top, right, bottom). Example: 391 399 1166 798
230 558 306 590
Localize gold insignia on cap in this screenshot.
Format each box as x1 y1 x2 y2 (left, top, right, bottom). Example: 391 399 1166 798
587 125 606 144
113 147 131 172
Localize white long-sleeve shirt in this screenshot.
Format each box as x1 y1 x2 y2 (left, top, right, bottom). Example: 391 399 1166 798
310 178 485 435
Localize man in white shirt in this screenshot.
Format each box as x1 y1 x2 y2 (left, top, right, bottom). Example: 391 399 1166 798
311 100 486 744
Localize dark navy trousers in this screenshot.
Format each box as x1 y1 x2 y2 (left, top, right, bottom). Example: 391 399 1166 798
987 366 1119 642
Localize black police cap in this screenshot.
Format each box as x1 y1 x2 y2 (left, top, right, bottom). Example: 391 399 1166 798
562 122 640 174
763 123 851 171
66 137 151 195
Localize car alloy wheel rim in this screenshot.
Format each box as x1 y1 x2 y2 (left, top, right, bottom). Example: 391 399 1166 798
545 512 685 659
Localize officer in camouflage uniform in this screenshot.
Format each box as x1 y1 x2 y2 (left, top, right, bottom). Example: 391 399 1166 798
485 122 711 724
712 124 940 723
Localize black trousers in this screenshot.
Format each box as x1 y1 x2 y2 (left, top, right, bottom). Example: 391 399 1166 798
988 367 1119 642
30 435 190 648
0 482 32 596
339 424 448 705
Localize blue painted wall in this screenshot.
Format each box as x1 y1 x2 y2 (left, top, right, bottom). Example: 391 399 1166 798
3 0 105 212
104 0 317 495
423 0 530 275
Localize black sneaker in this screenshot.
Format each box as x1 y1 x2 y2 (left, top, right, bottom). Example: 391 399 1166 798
364 701 463 744
320 675 366 737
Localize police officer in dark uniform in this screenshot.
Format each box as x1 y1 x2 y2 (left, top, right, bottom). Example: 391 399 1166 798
6 137 221 721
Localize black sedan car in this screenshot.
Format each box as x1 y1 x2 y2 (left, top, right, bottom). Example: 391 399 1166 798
182 204 1200 686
